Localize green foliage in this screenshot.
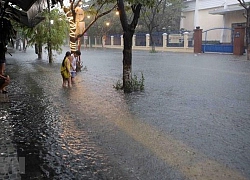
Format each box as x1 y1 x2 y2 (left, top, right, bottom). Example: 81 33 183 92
41 9 69 52
140 0 183 33
113 79 123 90
24 9 69 53
129 72 145 91
114 72 145 92
85 0 156 35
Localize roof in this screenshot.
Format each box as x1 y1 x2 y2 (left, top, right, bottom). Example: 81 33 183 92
209 5 245 15
5 6 44 27
7 0 39 11
1 0 63 27
183 0 247 12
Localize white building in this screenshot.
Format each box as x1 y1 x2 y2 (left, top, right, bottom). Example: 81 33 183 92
180 0 248 43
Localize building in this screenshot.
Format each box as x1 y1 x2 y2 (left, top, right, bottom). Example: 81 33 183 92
180 0 248 43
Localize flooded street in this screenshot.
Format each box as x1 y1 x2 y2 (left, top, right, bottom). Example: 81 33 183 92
3 46 250 180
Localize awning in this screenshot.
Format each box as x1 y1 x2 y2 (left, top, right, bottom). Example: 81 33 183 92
7 0 39 11
5 6 44 27
1 0 63 27
209 5 245 15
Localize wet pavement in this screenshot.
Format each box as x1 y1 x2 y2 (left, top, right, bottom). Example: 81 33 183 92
0 46 250 180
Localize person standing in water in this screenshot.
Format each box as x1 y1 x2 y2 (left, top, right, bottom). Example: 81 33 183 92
70 50 81 83
0 42 8 93
60 51 72 87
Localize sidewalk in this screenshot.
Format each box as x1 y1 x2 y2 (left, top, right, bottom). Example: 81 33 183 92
0 93 9 103
0 94 21 179
0 52 21 179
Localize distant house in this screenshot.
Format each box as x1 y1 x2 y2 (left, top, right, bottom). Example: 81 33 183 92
180 0 248 43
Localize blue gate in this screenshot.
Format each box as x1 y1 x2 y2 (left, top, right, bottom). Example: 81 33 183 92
202 28 234 53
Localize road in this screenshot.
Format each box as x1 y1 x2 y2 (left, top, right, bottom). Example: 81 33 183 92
2 46 250 180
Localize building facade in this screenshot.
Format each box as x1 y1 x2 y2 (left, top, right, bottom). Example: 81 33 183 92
180 0 248 43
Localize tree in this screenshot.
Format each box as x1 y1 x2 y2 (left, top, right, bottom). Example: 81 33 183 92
87 10 121 36
140 0 183 52
62 0 154 93
25 9 69 62
238 0 250 60
114 0 154 92
63 0 117 52
117 1 141 92
42 8 69 62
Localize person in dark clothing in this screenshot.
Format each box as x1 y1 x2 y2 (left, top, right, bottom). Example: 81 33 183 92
0 42 8 93
0 42 7 75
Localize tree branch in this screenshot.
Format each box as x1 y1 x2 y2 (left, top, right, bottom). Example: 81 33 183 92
74 4 117 41
238 0 248 10
117 0 128 32
130 4 142 30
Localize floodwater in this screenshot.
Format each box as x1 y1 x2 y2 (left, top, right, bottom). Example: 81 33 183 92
4 47 250 180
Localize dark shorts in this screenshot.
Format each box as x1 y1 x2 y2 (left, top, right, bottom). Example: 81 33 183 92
0 59 6 64
71 71 76 78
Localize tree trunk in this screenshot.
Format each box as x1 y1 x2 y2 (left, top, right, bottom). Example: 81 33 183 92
63 7 77 52
38 43 42 59
48 42 53 63
22 39 25 51
247 9 250 60
118 1 142 93
123 31 133 93
149 31 156 52
47 0 53 63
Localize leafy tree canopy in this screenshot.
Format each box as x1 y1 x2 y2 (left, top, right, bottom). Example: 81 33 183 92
26 8 69 53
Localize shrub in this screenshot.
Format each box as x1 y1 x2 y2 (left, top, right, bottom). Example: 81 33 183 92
113 72 145 92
